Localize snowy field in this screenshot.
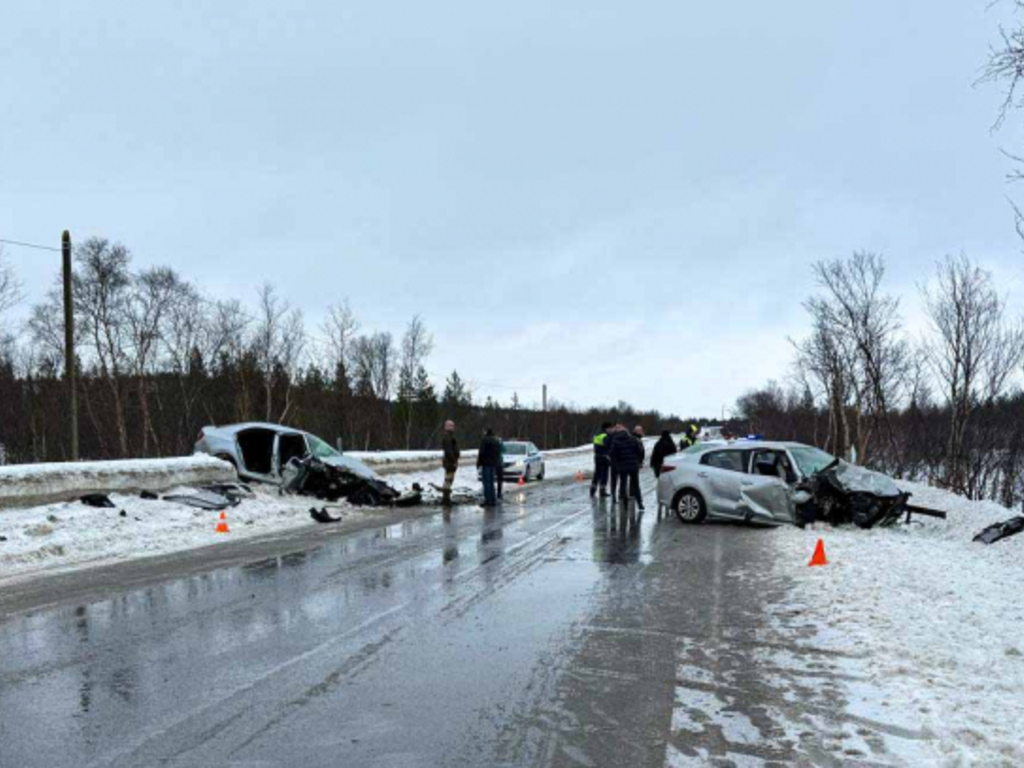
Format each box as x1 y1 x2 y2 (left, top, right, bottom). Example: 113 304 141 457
758 481 1024 766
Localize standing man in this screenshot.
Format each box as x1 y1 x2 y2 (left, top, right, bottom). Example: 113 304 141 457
477 427 502 507
610 424 644 510
632 426 646 468
441 420 460 507
650 429 678 477
497 435 505 500
609 424 624 501
590 422 613 498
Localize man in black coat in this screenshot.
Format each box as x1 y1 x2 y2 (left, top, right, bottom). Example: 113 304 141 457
477 428 502 507
609 425 644 510
650 430 678 477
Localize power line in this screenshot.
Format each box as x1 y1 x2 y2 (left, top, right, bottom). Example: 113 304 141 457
0 237 61 253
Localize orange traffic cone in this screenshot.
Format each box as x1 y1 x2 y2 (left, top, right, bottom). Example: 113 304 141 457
216 511 230 534
809 538 828 567
517 475 526 487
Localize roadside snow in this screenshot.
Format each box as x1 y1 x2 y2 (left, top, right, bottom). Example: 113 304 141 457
0 456 235 510
767 480 1024 765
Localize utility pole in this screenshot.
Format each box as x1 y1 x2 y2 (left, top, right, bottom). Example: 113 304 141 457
542 384 548 450
62 230 79 461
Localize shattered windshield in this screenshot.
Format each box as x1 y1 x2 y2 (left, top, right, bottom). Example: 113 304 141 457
307 434 340 460
788 445 836 476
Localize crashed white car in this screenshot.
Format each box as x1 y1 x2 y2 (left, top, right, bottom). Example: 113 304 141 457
657 440 909 528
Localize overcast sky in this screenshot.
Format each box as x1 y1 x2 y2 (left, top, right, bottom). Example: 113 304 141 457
3 1 1024 418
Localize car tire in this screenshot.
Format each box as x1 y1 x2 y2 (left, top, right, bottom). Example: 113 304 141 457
524 466 532 483
674 489 706 524
537 464 545 481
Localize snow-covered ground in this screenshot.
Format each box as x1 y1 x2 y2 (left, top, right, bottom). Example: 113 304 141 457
0 455 234 509
759 481 1024 765
0 444 602 585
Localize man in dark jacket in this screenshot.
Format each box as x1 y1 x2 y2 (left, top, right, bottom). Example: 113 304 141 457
441 420 460 506
609 426 644 509
590 422 613 498
650 430 678 477
477 428 502 507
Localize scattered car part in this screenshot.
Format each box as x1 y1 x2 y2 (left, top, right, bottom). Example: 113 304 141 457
310 507 344 524
140 490 159 500
974 517 1024 544
162 490 238 510
80 493 116 508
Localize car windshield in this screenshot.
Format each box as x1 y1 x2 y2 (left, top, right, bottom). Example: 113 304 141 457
788 445 836 476
504 443 527 455
307 434 340 459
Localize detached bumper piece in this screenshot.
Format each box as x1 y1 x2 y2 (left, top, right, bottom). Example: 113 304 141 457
974 516 1024 544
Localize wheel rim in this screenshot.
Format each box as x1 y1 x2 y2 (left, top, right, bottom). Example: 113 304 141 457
679 494 701 521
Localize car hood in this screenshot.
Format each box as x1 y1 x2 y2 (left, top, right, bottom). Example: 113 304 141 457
322 454 383 482
822 461 901 498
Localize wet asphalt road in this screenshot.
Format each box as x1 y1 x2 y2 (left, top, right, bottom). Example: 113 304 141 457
0 477 898 767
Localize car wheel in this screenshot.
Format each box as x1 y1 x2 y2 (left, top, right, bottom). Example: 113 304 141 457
674 490 706 524
524 466 532 483
537 464 545 481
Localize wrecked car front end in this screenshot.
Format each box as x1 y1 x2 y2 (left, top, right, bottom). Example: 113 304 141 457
281 455 422 507
804 461 911 529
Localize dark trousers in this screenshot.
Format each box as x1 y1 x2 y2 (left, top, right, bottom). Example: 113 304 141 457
619 468 642 505
610 466 620 498
481 465 497 506
591 460 609 490
497 468 504 498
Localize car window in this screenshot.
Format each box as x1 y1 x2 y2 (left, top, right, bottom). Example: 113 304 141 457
751 450 795 480
504 443 527 455
788 445 836 476
528 443 538 454
701 450 746 473
306 433 340 460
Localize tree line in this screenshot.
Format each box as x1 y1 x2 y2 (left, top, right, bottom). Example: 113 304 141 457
0 239 684 464
733 253 1024 509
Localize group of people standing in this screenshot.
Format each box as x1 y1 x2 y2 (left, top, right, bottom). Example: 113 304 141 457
589 422 648 509
590 424 689 509
440 419 698 510
440 419 505 508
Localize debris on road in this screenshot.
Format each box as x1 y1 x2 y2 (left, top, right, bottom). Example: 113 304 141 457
309 507 344 524
163 489 240 511
80 493 117 509
974 516 1024 544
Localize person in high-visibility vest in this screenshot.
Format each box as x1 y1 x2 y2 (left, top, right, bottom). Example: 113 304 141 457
678 423 700 451
589 422 613 498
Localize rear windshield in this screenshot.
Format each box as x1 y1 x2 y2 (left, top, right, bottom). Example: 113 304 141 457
504 443 528 455
788 445 835 476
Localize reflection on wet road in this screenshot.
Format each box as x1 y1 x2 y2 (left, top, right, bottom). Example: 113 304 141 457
0 479 910 766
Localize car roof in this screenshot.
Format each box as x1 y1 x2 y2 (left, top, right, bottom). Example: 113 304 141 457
205 422 306 436
690 440 808 452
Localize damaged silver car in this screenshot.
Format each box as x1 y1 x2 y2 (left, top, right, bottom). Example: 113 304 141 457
656 440 931 528
194 422 420 507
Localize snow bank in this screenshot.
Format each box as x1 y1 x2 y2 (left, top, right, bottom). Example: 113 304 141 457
769 480 1024 764
0 456 236 511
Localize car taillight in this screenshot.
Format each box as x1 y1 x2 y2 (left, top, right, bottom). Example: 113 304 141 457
661 464 676 474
